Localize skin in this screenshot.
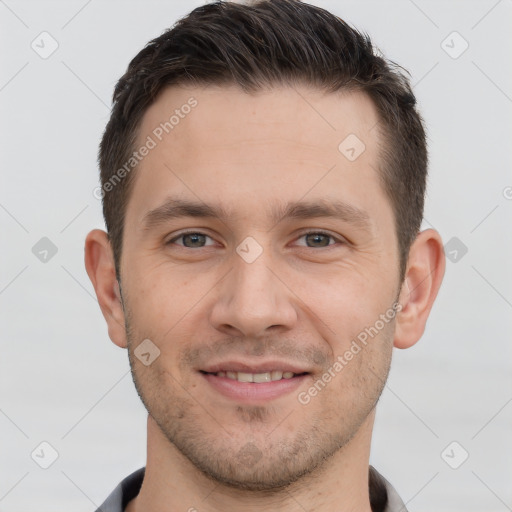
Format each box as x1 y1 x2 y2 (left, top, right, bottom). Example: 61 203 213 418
85 83 445 512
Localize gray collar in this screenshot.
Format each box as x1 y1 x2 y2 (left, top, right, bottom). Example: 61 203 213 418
96 465 408 512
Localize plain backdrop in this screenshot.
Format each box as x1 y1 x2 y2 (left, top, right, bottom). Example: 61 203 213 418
1 1 511 510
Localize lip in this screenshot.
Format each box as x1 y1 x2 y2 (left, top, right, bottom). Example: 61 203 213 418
201 372 310 403
200 360 311 374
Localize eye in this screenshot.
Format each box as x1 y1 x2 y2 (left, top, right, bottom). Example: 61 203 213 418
166 230 344 250
167 231 216 248
294 231 343 248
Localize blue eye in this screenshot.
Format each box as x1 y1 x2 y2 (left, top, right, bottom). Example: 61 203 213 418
297 231 339 248
168 232 215 248
166 230 342 249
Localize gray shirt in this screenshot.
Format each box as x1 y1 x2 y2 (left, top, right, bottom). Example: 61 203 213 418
95 465 408 512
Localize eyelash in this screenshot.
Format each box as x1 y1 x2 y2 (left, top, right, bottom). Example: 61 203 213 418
166 230 344 249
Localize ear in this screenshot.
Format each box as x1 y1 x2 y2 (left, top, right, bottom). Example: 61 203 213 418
394 228 445 349
84 229 127 348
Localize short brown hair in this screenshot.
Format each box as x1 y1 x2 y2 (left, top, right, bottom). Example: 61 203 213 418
99 0 427 282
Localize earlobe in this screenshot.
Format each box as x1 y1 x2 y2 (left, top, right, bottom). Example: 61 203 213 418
84 229 128 348
394 229 446 349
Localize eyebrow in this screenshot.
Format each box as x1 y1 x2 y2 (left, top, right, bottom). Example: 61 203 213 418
141 197 372 232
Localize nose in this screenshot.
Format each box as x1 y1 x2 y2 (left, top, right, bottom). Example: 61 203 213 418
209 245 298 338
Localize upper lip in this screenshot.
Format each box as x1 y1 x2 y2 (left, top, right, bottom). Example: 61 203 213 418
200 360 310 374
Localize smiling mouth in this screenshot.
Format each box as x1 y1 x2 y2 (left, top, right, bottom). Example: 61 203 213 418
200 370 309 383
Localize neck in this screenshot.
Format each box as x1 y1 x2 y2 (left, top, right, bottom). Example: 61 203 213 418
126 412 375 512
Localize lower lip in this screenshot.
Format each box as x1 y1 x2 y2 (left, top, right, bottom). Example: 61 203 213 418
201 373 309 403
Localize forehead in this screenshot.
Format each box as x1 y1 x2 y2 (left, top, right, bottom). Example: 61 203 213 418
138 83 380 159
128 83 390 228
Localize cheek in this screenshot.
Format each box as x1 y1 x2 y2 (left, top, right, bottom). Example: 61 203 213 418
124 259 200 324
291 266 394 343
124 242 397 347
324 318 394 401
123 265 218 367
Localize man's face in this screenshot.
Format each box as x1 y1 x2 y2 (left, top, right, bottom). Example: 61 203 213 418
120 84 401 490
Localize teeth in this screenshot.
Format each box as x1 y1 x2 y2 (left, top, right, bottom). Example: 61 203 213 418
271 370 283 380
214 370 297 382
253 372 271 383
237 372 253 383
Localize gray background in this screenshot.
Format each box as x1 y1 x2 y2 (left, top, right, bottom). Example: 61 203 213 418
1 0 511 510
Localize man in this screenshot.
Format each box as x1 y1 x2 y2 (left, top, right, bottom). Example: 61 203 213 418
85 0 445 510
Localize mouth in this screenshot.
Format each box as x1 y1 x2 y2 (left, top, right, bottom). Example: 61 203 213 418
200 370 307 383
199 365 311 403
